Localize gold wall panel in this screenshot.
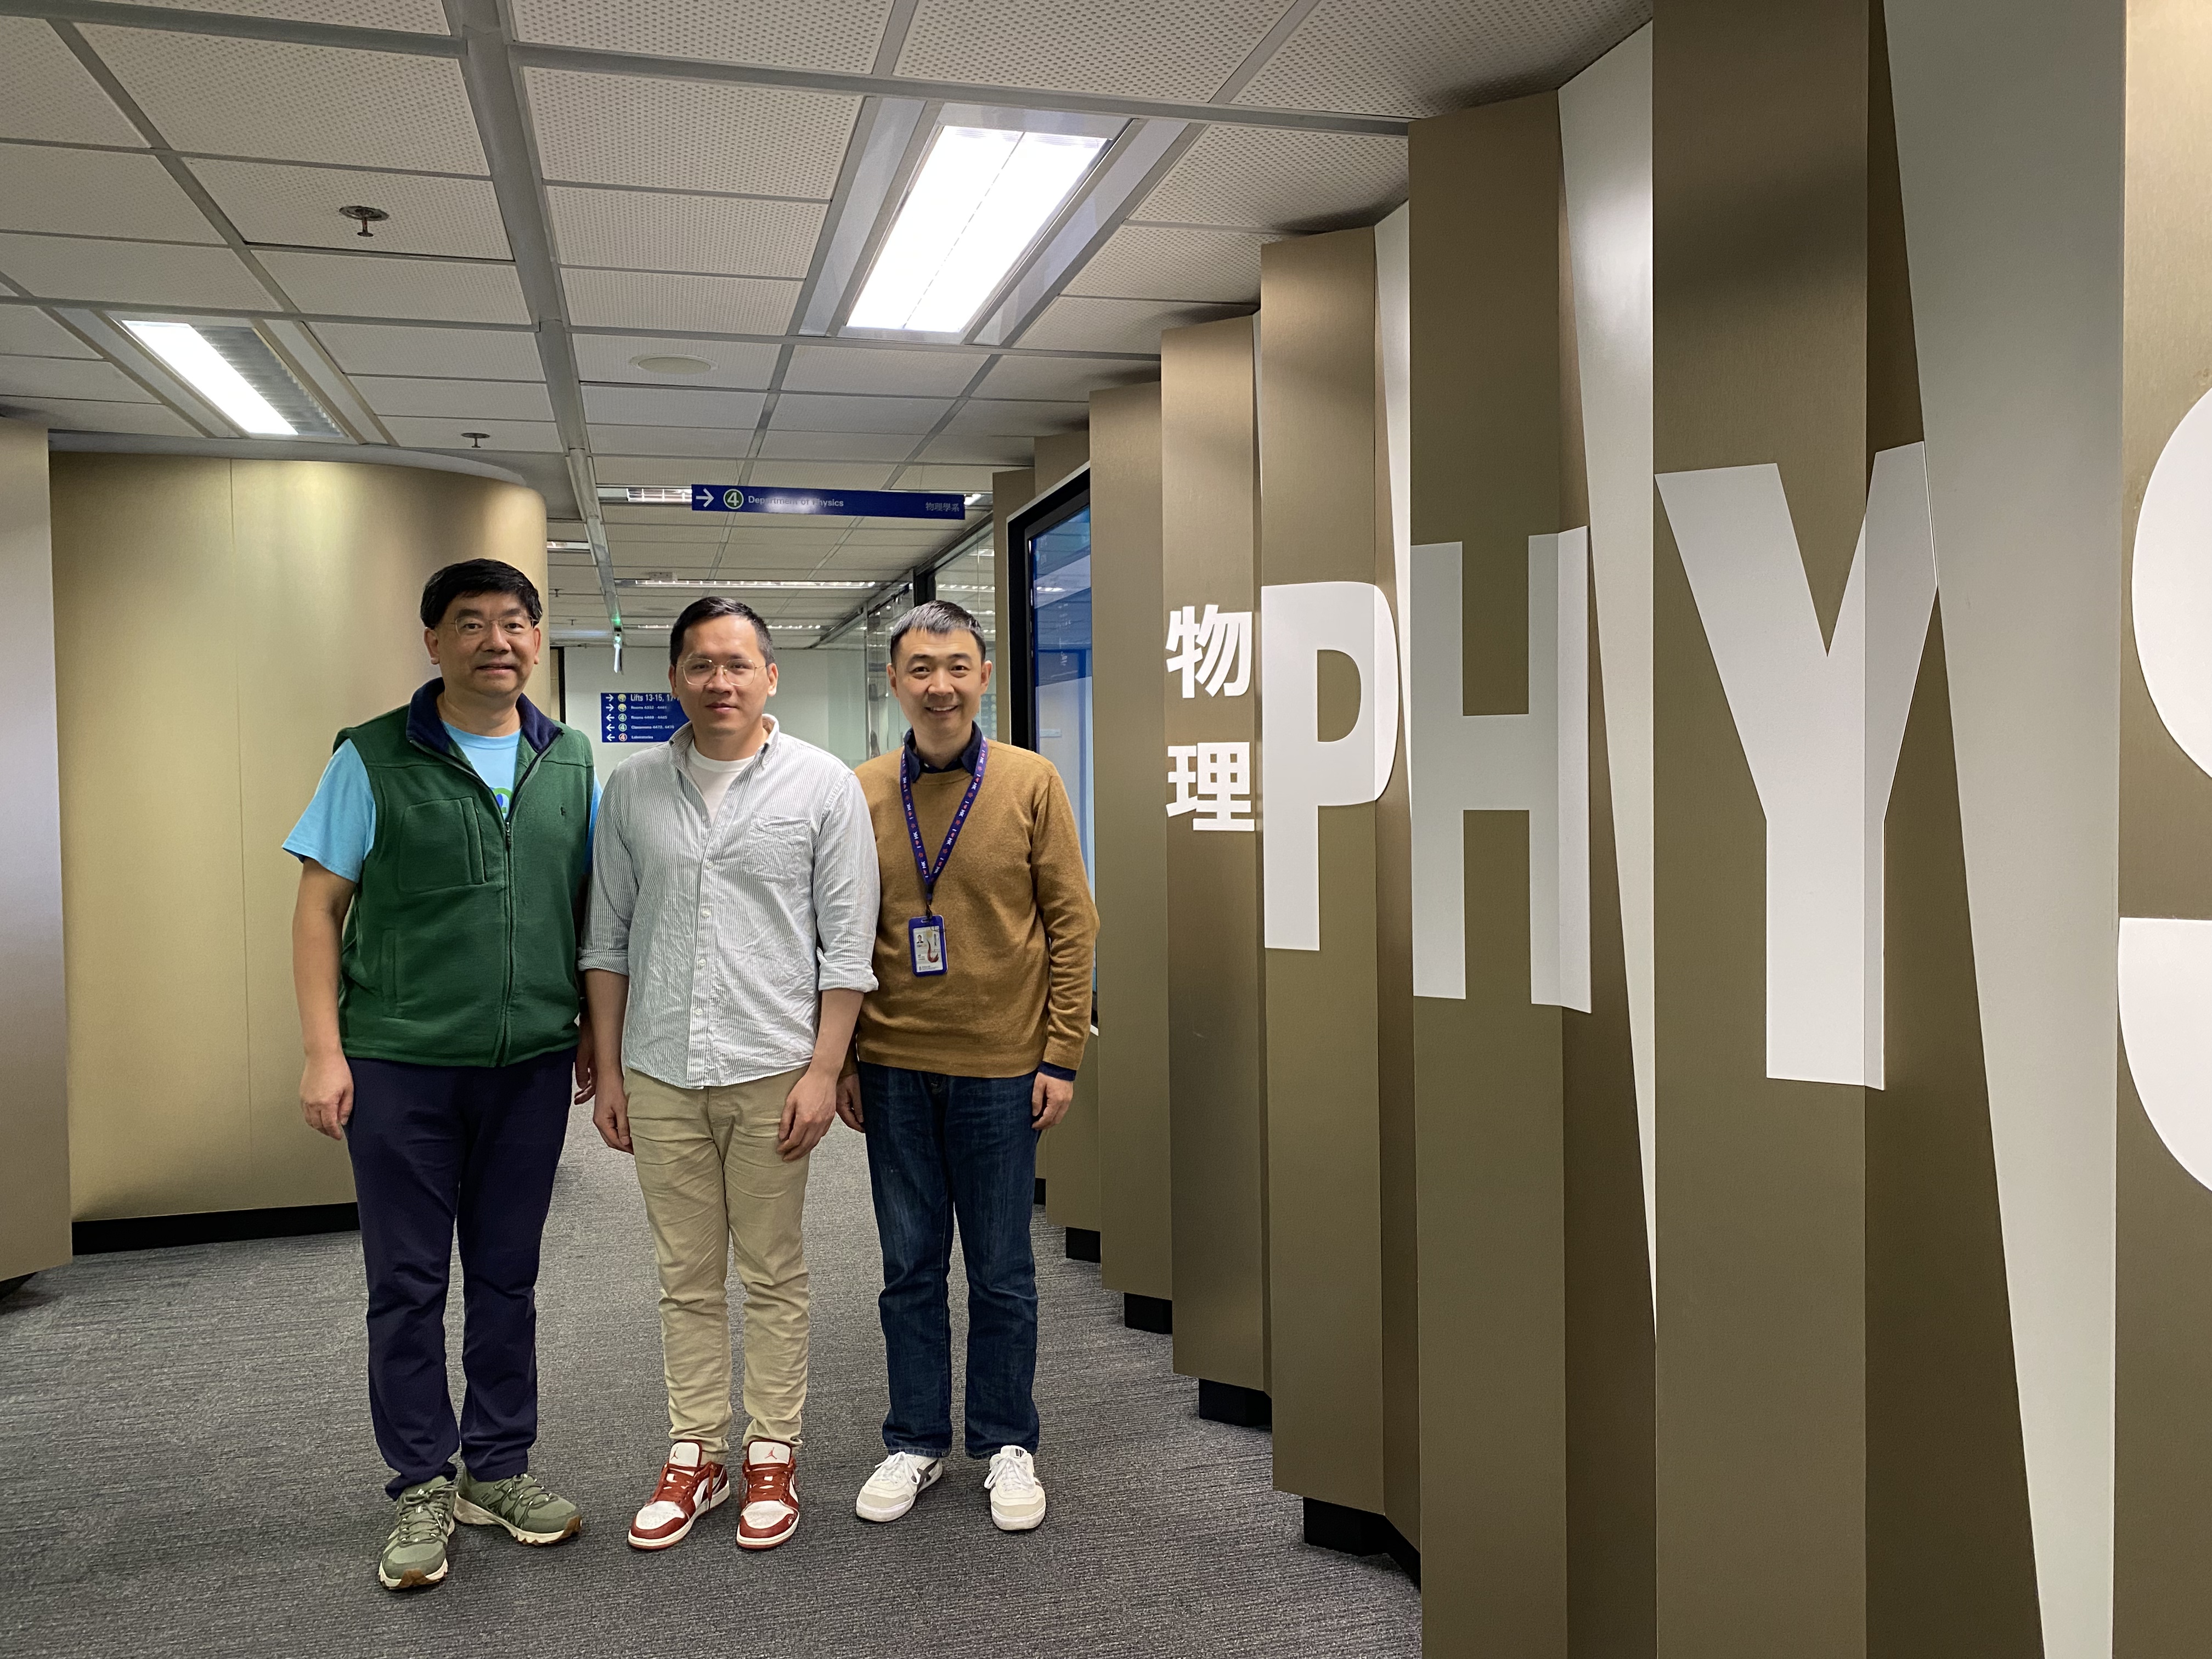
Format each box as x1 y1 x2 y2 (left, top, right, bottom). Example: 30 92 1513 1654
52 453 548 1221
1090 382 1172 1300
1258 227 1392 1514
0 417 70 1281
1161 316 1269 1392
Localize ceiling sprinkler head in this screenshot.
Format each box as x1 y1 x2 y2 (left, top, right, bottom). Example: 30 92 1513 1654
338 205 390 238
461 431 489 449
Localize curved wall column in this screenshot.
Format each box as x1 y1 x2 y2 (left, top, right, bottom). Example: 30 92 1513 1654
51 452 548 1223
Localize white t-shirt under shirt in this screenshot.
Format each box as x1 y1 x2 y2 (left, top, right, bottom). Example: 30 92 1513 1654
682 744 758 816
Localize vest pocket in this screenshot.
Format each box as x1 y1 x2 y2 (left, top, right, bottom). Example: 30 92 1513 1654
392 798 487 893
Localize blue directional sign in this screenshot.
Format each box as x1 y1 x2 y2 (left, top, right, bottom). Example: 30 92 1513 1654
691 484 966 520
600 691 683 745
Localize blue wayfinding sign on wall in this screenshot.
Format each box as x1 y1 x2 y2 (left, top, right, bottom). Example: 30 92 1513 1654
691 484 965 520
601 691 684 745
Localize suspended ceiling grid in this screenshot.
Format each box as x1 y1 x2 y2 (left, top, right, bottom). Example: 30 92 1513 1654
0 0 1649 641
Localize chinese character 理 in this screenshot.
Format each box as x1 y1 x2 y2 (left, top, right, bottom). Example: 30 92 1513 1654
1166 741 1254 832
1164 604 1252 699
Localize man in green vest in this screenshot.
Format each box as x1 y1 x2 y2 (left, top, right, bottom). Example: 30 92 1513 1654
286 558 596 1592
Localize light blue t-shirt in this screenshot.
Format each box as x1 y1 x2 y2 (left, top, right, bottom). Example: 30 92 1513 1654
285 724 527 883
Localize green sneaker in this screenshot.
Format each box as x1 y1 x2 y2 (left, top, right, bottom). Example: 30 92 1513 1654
454 1468 583 1545
379 1477 455 1591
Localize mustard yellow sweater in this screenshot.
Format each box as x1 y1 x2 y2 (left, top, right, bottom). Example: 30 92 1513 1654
854 738 1098 1077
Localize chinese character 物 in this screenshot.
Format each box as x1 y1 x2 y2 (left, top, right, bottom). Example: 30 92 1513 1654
1164 604 1252 699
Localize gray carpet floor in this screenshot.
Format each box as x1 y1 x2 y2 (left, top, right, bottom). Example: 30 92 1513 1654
0 1104 1420 1658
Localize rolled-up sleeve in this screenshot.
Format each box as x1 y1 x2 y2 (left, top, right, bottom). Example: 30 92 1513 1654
812 769 881 994
579 772 638 974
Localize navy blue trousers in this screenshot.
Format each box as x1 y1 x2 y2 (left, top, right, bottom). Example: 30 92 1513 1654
346 1047 573 1497
859 1064 1041 1460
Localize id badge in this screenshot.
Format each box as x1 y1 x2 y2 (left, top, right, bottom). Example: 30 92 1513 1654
909 916 948 977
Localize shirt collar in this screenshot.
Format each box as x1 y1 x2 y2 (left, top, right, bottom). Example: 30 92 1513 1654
672 713 777 766
903 722 983 775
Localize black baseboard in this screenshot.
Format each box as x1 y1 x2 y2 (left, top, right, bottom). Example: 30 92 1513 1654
1303 1498 1420 1583
1122 1292 1172 1334
1198 1379 1272 1427
1064 1226 1101 1262
72 1203 360 1255
0 1272 31 1304
1034 1176 1046 1206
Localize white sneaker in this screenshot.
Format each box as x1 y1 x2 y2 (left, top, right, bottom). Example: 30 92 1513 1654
985 1446 1047 1532
855 1451 944 1522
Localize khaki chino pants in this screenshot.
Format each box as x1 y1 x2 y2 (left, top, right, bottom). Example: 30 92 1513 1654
625 1066 811 1456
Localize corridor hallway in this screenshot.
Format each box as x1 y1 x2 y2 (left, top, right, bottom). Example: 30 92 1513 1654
0 1108 1419 1658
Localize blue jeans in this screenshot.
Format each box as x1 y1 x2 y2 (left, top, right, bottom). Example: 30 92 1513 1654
859 1064 1041 1460
346 1047 573 1497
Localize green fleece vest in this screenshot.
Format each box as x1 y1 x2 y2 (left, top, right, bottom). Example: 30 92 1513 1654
336 692 594 1068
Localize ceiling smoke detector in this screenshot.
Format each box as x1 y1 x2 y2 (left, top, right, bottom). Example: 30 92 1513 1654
338 205 390 238
630 354 712 375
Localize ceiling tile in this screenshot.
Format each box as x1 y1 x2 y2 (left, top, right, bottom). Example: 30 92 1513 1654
0 394 198 435
944 398 1090 436
895 0 1282 103
782 345 988 397
84 28 488 174
589 424 754 459
1237 0 1645 118
572 334 781 390
1136 126 1407 232
973 353 1155 401
352 375 554 420
258 251 531 323
1014 296 1240 355
918 432 1032 466
0 354 152 402
383 415 562 452
190 161 510 258
1065 224 1272 302
0 232 275 308
0 145 216 242
583 385 766 428
563 269 799 335
512 0 894 75
772 393 949 434
747 461 894 489
758 431 918 462
526 70 858 199
94 0 449 30
310 320 544 379
895 461 998 492
0 308 98 358
549 187 824 280
0 19 144 148
597 459 744 487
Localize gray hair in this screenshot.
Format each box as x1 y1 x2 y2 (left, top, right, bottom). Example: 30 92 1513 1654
887 598 988 663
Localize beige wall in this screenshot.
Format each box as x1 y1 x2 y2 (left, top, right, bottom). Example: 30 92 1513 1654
0 417 69 1280
1090 383 1172 1300
52 453 548 1221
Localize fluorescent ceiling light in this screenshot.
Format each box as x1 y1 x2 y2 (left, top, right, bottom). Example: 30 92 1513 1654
546 539 593 552
617 578 877 590
849 126 1109 335
123 320 296 436
600 486 693 504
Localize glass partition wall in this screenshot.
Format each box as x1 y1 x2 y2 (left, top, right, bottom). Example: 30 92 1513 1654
1011 476 1094 888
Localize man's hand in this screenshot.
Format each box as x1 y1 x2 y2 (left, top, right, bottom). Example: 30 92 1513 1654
781 1064 840 1161
593 1069 633 1154
836 1071 865 1133
573 1023 598 1105
301 1051 354 1140
1032 1070 1075 1130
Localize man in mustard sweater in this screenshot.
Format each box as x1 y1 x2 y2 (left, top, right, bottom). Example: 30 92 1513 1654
837 599 1098 1533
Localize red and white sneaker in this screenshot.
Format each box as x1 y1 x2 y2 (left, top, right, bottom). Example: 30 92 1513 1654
627 1441 729 1551
735 1439 800 1551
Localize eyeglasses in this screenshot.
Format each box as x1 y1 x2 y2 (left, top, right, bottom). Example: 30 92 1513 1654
678 656 760 687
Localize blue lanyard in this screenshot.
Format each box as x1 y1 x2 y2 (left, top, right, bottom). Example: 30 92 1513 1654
900 737 988 917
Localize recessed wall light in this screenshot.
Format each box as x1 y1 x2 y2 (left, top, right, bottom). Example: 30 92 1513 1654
630 354 713 375
848 125 1110 336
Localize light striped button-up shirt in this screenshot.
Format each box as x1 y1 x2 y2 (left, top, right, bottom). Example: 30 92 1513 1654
582 719 879 1089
